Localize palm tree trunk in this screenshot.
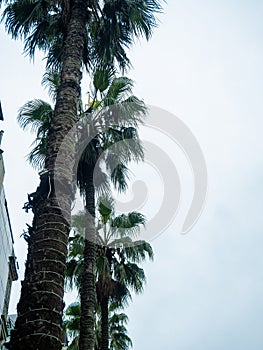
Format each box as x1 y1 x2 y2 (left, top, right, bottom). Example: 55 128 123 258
100 296 109 350
8 1 87 350
79 170 96 350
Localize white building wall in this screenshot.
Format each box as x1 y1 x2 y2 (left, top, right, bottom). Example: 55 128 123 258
0 110 18 348
0 188 13 316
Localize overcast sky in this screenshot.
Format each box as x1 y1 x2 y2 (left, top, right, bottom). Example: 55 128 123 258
1 0 263 349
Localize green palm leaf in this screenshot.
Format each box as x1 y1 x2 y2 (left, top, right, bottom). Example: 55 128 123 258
41 69 60 102
93 66 116 94
17 99 53 134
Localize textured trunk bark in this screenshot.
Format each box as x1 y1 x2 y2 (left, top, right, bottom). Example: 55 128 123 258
8 1 87 350
100 296 109 350
79 169 96 350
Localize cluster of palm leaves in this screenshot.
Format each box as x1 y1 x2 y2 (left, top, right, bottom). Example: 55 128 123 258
3 0 162 70
65 301 132 350
64 200 153 350
1 1 163 349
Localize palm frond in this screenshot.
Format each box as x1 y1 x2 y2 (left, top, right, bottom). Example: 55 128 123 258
68 234 84 258
93 168 111 198
42 69 61 102
111 281 131 306
17 99 53 133
108 237 133 248
96 255 111 277
64 302 80 349
71 212 86 237
103 77 134 107
109 312 129 326
27 136 48 169
115 97 147 127
93 66 116 94
65 258 82 291
123 241 154 263
89 0 163 71
104 131 144 165
110 212 146 237
114 262 145 294
2 0 61 58
110 163 130 193
98 196 114 224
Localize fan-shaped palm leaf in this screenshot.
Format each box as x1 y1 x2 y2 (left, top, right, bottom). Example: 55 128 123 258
17 99 53 134
41 69 61 102
90 0 162 70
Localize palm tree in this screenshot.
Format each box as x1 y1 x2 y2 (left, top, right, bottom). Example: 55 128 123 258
67 202 153 350
5 3 87 348
77 68 146 350
96 198 153 350
3 1 162 348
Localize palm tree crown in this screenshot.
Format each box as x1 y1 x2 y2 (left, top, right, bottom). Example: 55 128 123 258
3 0 163 70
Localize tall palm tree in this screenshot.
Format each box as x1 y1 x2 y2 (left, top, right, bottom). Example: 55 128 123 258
76 67 146 350
3 1 162 348
96 198 153 350
4 2 86 349
7 13 85 348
